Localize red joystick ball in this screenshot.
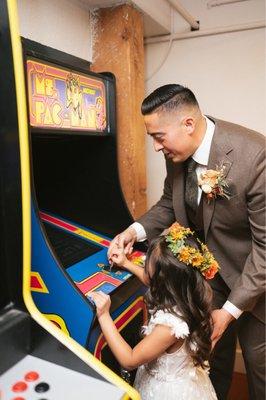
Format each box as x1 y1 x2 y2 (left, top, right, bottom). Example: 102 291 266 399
25 371 39 382
12 381 27 392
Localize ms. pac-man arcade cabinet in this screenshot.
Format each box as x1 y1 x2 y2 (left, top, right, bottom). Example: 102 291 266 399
0 0 142 399
23 39 147 377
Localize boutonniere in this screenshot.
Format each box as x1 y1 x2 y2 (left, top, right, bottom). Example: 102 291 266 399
198 166 230 203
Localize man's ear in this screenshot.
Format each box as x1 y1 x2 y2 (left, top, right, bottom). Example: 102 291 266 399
182 116 195 134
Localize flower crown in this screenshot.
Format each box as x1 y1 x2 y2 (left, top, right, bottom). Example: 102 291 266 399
165 222 219 279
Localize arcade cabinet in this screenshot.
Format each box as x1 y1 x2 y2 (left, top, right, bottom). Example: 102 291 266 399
23 37 147 376
0 0 143 399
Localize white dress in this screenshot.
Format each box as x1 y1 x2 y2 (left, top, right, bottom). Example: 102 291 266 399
134 309 217 400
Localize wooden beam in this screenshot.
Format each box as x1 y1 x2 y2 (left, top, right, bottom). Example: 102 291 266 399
91 4 147 219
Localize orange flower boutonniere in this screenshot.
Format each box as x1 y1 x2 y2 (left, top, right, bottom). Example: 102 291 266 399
198 166 230 203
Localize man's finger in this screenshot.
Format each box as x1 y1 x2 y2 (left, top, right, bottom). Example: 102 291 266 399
107 236 120 257
124 240 133 254
117 235 126 249
211 335 221 350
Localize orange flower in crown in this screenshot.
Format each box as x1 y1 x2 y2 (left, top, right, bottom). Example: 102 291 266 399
202 261 219 280
179 247 192 263
167 223 193 240
165 222 220 280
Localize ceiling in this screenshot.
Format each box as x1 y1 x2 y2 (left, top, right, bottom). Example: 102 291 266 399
78 0 259 38
83 0 180 37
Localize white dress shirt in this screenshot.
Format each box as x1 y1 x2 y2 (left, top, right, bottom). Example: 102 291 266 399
131 116 242 319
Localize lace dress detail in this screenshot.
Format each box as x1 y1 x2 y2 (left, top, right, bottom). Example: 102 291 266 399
134 309 217 400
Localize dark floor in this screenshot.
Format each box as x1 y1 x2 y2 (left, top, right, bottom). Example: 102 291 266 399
228 372 249 400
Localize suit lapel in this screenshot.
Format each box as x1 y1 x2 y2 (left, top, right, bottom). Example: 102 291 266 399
203 118 234 238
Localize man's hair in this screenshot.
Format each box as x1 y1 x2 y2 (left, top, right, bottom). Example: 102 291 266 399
141 84 199 115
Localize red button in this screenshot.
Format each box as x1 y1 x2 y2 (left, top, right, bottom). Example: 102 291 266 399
25 371 39 381
12 381 27 392
12 397 25 400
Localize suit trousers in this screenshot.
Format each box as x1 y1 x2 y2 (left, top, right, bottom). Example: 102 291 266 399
209 274 265 400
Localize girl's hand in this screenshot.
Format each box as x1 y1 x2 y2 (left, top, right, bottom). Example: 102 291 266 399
108 227 137 259
88 291 111 318
109 247 129 268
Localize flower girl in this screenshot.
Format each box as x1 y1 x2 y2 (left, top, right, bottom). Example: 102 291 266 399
90 223 218 400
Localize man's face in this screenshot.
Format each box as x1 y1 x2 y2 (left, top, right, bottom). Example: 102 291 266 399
144 111 196 163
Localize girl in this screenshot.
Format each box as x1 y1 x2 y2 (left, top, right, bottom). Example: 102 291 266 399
89 223 218 400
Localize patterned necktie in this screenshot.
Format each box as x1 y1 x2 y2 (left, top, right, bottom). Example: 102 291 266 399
185 157 198 215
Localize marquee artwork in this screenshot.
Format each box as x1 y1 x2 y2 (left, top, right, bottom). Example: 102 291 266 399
27 59 107 132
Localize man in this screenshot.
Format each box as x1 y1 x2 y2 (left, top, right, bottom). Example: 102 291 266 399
108 84 265 400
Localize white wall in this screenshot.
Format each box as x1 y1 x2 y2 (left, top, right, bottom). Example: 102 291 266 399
17 0 92 61
16 0 265 209
145 0 266 208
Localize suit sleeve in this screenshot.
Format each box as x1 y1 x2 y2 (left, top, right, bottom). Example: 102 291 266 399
136 159 176 241
228 147 266 311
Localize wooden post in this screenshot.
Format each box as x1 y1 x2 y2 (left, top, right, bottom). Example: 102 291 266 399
91 4 147 219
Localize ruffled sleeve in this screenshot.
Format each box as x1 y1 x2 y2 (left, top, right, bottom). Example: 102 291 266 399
142 309 189 339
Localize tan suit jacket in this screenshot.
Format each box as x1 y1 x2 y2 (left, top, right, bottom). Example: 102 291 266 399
138 117 265 322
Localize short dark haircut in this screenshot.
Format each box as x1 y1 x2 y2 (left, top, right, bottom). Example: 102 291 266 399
141 84 199 115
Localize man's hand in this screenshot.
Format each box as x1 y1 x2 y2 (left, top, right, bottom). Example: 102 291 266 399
211 308 235 349
108 227 137 261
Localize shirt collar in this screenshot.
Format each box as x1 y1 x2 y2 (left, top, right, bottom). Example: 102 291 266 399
192 116 215 166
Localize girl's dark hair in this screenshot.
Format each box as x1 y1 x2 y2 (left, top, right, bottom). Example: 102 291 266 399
144 235 213 369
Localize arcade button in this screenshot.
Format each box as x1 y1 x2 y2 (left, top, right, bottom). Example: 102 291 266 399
24 371 39 382
12 397 25 400
34 382 50 393
11 397 25 400
12 381 28 392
